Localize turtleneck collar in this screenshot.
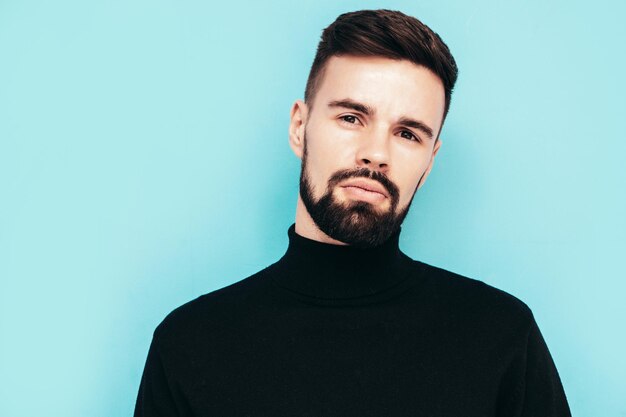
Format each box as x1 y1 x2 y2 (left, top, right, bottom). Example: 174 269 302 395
270 224 414 304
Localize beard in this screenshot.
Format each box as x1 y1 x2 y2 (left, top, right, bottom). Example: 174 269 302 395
299 135 418 248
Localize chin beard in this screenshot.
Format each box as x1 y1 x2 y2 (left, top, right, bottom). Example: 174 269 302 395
299 147 414 248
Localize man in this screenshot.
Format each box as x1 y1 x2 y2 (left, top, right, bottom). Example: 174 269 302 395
135 9 571 416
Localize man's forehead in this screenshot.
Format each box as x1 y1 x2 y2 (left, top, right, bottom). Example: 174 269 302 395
313 56 445 135
321 54 441 82
317 55 445 106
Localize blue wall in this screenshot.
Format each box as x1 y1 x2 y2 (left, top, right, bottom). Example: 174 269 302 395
1 0 624 415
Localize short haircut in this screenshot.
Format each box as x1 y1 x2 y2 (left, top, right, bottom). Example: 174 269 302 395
305 9 458 123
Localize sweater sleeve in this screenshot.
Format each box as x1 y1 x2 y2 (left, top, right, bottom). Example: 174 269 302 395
517 317 571 416
134 332 191 417
499 313 571 417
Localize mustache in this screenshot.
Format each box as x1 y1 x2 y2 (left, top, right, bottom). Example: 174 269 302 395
327 167 400 201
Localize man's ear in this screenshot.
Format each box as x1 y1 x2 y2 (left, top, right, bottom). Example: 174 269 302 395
288 99 308 159
417 139 442 190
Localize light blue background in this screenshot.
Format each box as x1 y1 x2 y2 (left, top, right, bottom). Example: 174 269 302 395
1 0 624 415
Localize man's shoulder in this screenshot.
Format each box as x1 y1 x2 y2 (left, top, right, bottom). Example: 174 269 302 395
404 257 534 328
152 266 273 343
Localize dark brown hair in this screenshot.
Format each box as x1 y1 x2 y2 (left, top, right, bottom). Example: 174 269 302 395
305 9 458 122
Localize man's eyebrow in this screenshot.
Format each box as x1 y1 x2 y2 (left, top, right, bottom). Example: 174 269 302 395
397 117 434 141
328 98 435 141
327 99 375 116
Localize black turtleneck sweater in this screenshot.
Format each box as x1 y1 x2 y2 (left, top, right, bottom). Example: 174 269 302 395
135 225 570 416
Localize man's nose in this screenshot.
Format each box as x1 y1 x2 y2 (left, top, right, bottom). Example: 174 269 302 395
355 127 391 173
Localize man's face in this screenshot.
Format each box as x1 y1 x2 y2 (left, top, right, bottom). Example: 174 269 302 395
291 55 445 247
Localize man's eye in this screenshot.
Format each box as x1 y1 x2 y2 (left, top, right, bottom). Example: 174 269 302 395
340 115 360 125
400 130 420 142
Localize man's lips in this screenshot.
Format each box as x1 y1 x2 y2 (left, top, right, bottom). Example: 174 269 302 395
339 178 389 199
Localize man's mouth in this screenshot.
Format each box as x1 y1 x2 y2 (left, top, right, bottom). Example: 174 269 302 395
339 178 389 203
